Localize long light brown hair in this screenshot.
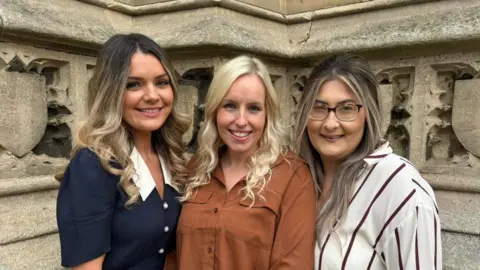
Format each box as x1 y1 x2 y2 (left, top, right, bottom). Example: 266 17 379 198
182 55 287 203
57 33 189 206
292 54 384 238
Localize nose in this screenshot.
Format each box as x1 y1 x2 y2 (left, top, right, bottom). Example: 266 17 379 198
234 109 248 127
143 83 160 102
323 110 339 130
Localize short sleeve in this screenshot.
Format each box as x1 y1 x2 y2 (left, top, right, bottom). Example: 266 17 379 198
56 149 118 267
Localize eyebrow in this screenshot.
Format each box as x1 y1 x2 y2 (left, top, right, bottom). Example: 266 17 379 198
127 73 169 80
222 99 264 106
314 99 358 105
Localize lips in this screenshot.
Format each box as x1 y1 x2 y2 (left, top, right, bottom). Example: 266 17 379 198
136 107 162 117
229 130 251 141
138 108 160 113
321 134 344 142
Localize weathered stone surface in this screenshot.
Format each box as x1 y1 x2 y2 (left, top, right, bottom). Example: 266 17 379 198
286 0 367 14
0 233 62 270
0 0 131 54
379 84 393 136
423 170 480 193
442 231 480 270
436 191 480 235
0 0 479 269
452 79 480 157
0 190 57 245
134 7 291 58
0 175 59 197
0 71 47 158
237 0 283 13
3 1 479 58
294 1 480 59
0 151 68 180
176 84 198 144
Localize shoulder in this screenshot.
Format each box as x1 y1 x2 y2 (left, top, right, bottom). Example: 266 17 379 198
64 148 118 186
68 148 103 170
270 151 313 190
275 151 309 175
370 153 438 210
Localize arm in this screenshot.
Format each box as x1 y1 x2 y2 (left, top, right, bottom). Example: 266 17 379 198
57 149 117 268
269 165 317 270
382 205 442 270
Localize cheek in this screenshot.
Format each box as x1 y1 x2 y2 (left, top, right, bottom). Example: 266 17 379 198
344 120 366 146
161 88 174 105
254 113 266 132
122 92 138 119
215 110 229 130
306 120 320 136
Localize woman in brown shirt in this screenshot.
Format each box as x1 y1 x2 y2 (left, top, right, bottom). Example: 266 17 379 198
174 55 316 270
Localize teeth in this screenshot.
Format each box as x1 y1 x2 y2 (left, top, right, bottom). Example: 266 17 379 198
140 109 160 113
232 131 249 137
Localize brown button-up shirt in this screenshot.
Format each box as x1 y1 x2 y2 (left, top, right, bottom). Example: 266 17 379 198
175 153 316 270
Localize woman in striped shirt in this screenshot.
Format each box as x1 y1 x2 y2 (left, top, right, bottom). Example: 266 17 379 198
293 53 442 270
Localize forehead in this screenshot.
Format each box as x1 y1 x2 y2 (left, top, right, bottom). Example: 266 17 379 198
316 79 360 104
129 52 166 75
223 74 266 102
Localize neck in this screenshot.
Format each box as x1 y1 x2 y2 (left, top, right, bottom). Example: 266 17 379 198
321 158 339 196
222 149 250 169
132 131 155 159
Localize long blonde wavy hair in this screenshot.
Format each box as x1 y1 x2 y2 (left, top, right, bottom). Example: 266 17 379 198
293 54 384 239
57 33 189 206
182 55 287 202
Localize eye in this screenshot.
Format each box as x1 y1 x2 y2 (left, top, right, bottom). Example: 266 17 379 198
223 102 236 111
156 79 171 88
126 81 141 90
313 104 328 112
340 104 357 111
248 105 262 112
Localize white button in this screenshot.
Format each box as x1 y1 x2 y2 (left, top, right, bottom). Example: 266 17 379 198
164 226 169 232
163 202 168 209
159 248 164 254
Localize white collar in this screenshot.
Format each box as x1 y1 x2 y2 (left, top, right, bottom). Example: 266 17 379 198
130 146 174 201
363 141 393 167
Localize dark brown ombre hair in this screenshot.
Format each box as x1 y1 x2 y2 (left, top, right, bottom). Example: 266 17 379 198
58 33 189 206
292 53 384 238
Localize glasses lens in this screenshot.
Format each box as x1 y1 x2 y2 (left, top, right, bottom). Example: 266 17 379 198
336 104 358 121
310 105 328 120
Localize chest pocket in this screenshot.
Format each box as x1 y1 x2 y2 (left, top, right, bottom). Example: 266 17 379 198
226 189 282 250
177 191 213 234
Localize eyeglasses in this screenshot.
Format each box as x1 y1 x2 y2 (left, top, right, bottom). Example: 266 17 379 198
309 103 363 122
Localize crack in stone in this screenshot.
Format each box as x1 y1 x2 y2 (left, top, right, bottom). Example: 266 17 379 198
299 11 314 56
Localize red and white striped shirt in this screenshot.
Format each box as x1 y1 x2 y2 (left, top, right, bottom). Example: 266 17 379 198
315 142 442 270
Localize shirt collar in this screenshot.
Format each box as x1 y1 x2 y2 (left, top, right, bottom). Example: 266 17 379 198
363 141 393 167
130 146 173 201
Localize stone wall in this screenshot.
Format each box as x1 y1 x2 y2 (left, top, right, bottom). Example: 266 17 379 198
0 0 479 269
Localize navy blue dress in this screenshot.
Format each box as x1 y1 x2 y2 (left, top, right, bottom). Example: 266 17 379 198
56 148 181 269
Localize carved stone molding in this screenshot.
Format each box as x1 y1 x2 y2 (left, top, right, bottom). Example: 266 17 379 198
452 79 480 158
0 43 94 178
376 67 414 158
426 63 477 167
0 55 47 158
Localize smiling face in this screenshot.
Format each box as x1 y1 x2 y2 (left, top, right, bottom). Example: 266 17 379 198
216 73 266 159
122 52 173 137
306 79 366 164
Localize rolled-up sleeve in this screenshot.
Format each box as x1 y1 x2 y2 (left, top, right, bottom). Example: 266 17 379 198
56 149 117 267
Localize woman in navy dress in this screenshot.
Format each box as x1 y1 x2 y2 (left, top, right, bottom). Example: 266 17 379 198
56 33 189 269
